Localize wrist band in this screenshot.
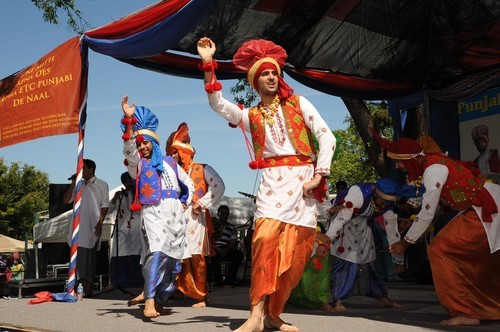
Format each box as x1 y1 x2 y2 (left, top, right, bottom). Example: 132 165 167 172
198 59 218 72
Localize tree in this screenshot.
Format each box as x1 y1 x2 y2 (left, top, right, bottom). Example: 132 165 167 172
0 158 49 239
31 0 91 34
330 101 393 187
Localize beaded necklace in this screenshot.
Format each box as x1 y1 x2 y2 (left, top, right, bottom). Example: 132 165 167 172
258 95 280 126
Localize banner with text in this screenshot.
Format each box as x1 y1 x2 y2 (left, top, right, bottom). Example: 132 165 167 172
458 86 500 184
0 37 85 148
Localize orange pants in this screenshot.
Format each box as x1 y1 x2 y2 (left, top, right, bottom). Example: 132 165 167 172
176 254 207 301
428 209 500 320
250 217 316 318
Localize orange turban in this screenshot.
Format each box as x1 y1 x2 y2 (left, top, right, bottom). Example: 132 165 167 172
166 122 194 172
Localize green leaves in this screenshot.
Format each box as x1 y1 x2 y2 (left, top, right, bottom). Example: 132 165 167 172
0 158 49 238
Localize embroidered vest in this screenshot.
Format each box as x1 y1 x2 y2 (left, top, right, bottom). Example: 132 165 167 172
189 163 208 203
189 162 216 256
138 156 190 205
248 95 316 161
422 154 485 211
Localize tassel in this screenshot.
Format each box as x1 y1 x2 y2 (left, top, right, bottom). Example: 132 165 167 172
130 203 142 212
312 257 323 270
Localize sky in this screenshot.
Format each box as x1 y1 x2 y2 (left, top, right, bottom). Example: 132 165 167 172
0 1 349 198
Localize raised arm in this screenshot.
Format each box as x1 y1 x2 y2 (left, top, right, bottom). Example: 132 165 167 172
197 37 216 84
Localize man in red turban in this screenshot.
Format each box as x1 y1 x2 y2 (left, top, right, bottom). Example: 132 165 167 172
197 37 336 332
373 131 500 327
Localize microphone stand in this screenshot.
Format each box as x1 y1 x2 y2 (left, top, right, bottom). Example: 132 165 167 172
94 188 135 297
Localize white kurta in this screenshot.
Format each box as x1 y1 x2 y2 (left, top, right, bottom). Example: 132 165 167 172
123 139 194 261
208 91 336 228
404 164 500 253
67 176 109 249
325 185 401 264
107 190 142 257
183 164 225 257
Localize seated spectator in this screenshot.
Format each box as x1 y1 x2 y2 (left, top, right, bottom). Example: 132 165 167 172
9 252 24 281
210 205 244 287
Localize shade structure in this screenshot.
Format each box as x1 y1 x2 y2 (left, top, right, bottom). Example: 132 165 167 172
0 234 33 253
82 0 500 100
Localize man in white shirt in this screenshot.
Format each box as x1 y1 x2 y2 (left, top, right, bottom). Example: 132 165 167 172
64 159 109 297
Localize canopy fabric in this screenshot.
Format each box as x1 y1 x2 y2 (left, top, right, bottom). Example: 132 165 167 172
0 234 33 253
33 187 122 244
83 0 500 100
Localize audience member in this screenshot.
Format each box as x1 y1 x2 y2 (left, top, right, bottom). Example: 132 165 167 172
210 205 243 287
63 158 109 297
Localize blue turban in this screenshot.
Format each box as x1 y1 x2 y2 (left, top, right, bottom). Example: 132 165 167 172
120 106 164 173
374 178 402 205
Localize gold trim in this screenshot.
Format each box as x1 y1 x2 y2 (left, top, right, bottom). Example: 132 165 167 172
247 57 281 89
375 188 400 202
135 129 160 143
171 140 194 153
386 150 423 160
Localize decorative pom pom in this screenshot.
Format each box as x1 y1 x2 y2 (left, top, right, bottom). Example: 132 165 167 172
204 81 223 94
136 134 144 143
122 133 130 141
130 203 142 212
312 257 323 270
123 159 129 166
257 159 267 169
213 81 222 91
198 60 218 72
345 201 353 208
228 123 238 128
248 159 267 170
324 243 331 250
337 245 345 253
121 117 130 125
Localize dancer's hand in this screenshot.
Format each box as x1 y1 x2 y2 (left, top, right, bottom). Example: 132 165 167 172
389 240 410 255
303 174 322 198
197 37 216 62
121 95 136 118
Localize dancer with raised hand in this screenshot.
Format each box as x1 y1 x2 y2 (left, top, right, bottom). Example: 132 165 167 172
197 37 336 332
120 96 194 318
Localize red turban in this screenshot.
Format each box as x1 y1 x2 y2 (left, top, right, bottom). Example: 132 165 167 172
233 39 293 99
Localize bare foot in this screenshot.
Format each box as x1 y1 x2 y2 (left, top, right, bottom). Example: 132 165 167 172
264 316 299 332
320 302 336 313
144 299 160 318
377 297 402 308
192 301 207 308
333 300 348 312
233 316 264 332
127 291 145 307
440 316 480 326
155 303 172 315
